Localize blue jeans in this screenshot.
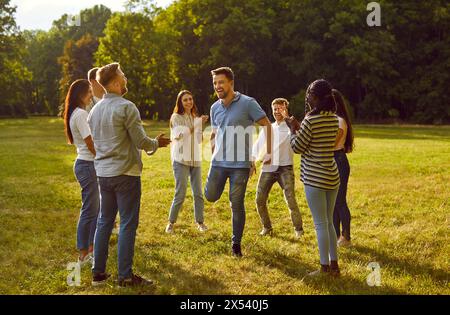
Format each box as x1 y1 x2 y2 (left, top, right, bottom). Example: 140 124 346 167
333 150 351 240
169 161 204 223
304 185 339 265
73 159 100 251
204 166 250 245
93 175 141 280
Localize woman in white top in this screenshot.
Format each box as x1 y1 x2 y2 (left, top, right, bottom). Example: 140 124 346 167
332 89 354 247
63 79 99 265
166 90 209 233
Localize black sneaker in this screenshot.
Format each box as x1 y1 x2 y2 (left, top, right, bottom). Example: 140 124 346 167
232 243 243 258
118 273 154 288
92 272 111 286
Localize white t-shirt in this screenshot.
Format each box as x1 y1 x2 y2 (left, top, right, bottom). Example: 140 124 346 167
334 116 348 151
252 120 294 172
70 107 95 161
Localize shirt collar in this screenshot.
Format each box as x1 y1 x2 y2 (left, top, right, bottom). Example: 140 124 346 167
104 93 122 99
219 91 241 106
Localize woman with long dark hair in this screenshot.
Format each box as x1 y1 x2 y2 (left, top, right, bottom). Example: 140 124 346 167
166 90 209 233
332 89 354 247
63 79 99 266
284 79 341 276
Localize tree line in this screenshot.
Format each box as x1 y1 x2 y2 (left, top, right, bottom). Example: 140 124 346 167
0 0 448 123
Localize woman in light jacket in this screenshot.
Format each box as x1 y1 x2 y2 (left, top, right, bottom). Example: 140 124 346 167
166 90 209 233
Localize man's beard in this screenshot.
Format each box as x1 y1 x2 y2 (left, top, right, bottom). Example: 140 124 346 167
218 90 228 99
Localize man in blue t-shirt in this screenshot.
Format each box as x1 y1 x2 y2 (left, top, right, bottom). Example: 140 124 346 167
204 67 272 257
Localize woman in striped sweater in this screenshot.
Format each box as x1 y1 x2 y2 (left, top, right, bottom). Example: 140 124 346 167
284 79 341 276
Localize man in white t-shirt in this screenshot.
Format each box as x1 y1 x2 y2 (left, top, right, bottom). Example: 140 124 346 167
252 98 304 238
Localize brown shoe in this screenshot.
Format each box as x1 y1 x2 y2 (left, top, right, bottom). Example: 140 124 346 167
330 260 340 277
118 273 154 288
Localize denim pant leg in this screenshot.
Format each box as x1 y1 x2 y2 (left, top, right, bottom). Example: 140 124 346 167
255 171 277 229
229 169 250 245
204 166 228 203
93 177 118 274
74 159 100 251
278 166 303 231
169 162 189 223
334 151 351 240
190 166 205 223
326 188 339 262
304 185 338 265
116 176 141 280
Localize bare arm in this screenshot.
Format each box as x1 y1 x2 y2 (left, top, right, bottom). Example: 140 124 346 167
334 128 345 147
84 135 96 156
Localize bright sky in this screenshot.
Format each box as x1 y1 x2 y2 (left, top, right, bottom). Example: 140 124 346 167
11 0 174 31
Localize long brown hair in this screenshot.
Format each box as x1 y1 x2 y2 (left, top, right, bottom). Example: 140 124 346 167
171 90 199 124
332 89 354 153
63 79 91 144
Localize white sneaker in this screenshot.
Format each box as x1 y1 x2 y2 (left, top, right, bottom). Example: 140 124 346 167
197 223 208 232
78 253 93 268
337 236 352 247
295 229 304 239
165 223 174 234
259 227 273 236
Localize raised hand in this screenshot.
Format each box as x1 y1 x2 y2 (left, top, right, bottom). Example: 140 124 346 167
201 115 209 124
284 116 301 134
156 133 171 147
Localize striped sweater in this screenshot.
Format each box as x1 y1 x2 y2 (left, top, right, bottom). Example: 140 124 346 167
290 111 340 190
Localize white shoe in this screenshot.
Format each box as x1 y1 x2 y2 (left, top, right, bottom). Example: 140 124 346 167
197 223 208 232
165 223 174 234
337 236 352 247
295 229 304 239
259 227 273 236
78 253 93 268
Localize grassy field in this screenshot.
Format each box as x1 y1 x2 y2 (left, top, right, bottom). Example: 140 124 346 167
0 117 448 295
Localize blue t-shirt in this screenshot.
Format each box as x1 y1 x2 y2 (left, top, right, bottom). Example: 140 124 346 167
210 92 267 168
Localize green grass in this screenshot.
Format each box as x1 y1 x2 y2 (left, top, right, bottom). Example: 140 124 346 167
0 117 449 295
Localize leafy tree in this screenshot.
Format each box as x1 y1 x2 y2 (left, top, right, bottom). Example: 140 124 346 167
0 0 32 116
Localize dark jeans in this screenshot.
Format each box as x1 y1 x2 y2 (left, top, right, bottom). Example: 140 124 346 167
333 150 351 240
204 166 250 245
73 159 100 251
92 175 141 280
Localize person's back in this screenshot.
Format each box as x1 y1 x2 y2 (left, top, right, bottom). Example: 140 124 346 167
88 62 170 288
88 94 146 177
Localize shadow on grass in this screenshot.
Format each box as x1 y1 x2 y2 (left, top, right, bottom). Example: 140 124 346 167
250 242 407 294
138 248 226 295
348 244 449 286
354 125 450 141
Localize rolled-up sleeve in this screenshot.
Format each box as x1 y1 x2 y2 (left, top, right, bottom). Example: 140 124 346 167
125 103 159 155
